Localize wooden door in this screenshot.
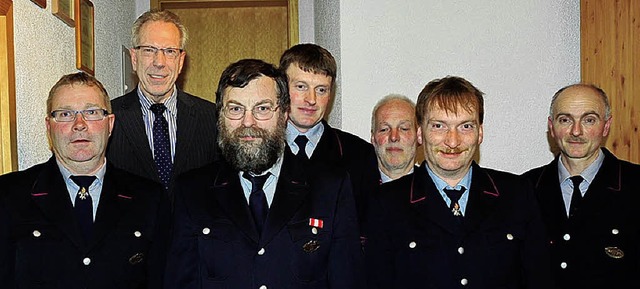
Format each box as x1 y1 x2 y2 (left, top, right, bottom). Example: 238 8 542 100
581 0 640 163
152 0 299 102
0 0 17 173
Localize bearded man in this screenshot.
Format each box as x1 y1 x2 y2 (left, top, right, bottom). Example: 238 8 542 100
164 59 365 289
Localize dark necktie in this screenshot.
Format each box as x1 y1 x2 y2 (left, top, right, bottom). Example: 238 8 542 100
443 187 466 217
294 135 309 161
568 175 583 218
151 104 173 190
243 172 270 235
70 175 96 241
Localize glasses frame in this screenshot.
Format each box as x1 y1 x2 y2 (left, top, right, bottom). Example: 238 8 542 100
49 109 110 122
134 45 184 59
222 104 280 121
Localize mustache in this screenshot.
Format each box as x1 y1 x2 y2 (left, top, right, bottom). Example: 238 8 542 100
566 136 586 143
435 147 467 154
233 126 268 139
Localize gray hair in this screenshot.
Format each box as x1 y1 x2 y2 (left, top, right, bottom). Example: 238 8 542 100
371 94 416 133
549 83 611 119
131 9 188 49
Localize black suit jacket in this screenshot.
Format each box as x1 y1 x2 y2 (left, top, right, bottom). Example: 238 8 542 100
0 157 169 289
107 88 218 195
366 162 551 289
304 121 379 227
522 148 640 289
164 149 365 289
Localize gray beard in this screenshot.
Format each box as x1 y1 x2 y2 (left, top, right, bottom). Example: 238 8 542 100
218 116 287 174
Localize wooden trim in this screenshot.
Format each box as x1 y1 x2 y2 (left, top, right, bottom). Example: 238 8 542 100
0 0 17 173
161 0 287 9
287 0 298 46
153 0 299 46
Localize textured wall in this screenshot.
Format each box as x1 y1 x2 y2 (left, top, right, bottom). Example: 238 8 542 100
313 0 341 128
14 0 135 169
319 0 580 173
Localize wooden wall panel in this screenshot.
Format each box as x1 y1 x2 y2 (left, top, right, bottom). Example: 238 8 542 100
153 0 298 103
581 0 640 163
0 0 17 173
170 5 288 101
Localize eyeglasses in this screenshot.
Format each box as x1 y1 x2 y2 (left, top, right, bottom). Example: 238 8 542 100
134 45 183 59
222 103 280 121
50 109 109 122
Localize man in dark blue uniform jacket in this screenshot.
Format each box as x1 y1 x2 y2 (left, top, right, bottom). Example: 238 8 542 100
366 76 551 289
0 72 168 289
279 44 379 226
523 84 640 289
164 59 364 289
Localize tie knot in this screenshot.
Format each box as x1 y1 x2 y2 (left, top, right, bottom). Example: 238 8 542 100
294 135 309 156
569 175 583 188
150 103 167 116
243 172 270 193
70 175 97 190
443 187 466 203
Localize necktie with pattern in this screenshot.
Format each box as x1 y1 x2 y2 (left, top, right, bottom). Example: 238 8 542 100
443 187 466 217
70 175 96 241
150 103 173 190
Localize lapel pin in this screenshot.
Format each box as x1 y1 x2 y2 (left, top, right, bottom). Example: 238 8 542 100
604 247 624 259
129 252 145 265
303 240 320 253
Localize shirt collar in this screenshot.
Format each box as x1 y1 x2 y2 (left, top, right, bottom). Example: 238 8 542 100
425 163 473 191
137 85 178 117
557 148 605 186
56 158 107 186
285 121 324 149
240 150 285 180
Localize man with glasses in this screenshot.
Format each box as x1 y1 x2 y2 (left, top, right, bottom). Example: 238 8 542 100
0 72 168 288
164 59 364 289
107 9 218 195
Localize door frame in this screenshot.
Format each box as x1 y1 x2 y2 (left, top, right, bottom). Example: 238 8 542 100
0 0 17 173
151 0 299 46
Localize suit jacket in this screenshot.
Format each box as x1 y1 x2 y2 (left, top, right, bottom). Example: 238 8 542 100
366 162 551 289
0 156 169 289
164 149 365 289
522 148 640 289
305 121 379 227
107 88 218 196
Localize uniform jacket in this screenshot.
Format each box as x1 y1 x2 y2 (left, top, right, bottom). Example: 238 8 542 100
107 88 218 196
522 148 640 289
0 156 169 289
164 149 365 289
305 120 379 226
366 162 551 289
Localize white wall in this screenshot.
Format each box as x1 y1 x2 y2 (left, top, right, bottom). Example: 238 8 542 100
14 0 136 169
310 0 580 174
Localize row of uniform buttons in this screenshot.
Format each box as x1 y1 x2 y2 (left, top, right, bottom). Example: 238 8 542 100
557 229 620 269
32 230 144 266
201 227 292 289
406 233 517 286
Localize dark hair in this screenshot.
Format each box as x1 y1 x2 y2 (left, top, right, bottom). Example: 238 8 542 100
216 59 289 112
416 76 484 124
47 72 111 113
279 43 336 90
